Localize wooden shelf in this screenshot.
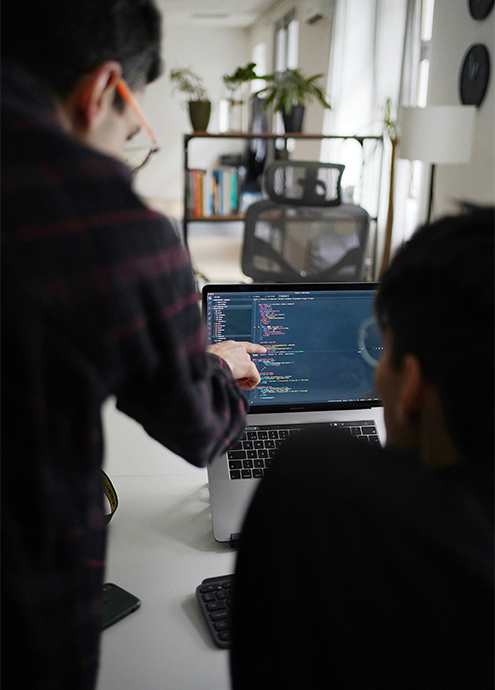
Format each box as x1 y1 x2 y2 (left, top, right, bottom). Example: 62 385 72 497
182 131 384 247
188 215 245 222
184 132 382 143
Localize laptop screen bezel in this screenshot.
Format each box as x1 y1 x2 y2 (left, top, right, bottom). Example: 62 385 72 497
202 282 382 413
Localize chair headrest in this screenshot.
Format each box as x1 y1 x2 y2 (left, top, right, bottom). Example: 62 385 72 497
263 160 345 207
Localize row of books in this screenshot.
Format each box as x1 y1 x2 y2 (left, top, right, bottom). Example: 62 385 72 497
187 167 242 218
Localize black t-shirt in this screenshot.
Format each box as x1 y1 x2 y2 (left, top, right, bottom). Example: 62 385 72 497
231 427 494 690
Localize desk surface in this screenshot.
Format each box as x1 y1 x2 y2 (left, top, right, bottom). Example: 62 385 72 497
97 399 235 690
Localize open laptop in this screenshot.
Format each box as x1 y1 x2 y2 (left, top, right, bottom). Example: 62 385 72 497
202 282 385 544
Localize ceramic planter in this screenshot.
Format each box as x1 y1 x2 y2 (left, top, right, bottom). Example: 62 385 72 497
281 104 305 133
188 100 211 132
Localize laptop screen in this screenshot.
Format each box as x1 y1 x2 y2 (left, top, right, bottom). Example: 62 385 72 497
204 283 383 411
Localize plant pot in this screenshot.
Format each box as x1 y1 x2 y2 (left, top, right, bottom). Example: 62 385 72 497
188 100 211 132
282 104 305 133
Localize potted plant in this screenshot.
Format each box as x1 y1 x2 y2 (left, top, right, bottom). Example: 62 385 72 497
169 67 211 132
222 62 258 131
256 68 331 133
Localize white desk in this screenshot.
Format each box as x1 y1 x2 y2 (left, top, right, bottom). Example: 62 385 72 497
97 400 235 690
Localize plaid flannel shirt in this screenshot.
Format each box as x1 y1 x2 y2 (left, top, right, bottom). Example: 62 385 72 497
1 64 248 689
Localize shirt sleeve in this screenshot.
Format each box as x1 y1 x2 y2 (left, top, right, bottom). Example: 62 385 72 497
104 209 249 467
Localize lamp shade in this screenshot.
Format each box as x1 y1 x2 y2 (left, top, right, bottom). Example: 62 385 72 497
399 105 476 164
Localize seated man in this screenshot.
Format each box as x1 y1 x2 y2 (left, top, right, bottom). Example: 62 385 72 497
230 207 494 690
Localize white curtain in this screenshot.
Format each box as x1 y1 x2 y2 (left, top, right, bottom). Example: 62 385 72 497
322 0 425 277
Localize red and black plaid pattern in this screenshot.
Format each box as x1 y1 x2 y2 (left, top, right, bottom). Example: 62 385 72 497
1 65 247 689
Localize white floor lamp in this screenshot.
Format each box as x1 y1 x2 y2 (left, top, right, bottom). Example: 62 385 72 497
399 105 476 224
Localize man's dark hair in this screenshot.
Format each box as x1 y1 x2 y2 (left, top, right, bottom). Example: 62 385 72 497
1 0 162 98
375 205 494 460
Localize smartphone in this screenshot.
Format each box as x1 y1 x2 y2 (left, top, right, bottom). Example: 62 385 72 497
101 583 141 630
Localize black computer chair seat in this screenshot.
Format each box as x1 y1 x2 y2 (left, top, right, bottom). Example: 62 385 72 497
241 161 371 283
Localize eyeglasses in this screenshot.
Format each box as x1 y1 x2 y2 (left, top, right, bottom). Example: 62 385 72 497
116 79 159 173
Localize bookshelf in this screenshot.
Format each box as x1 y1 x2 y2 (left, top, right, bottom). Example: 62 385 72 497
183 132 384 256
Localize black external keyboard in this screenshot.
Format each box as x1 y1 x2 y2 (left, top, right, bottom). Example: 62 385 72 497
227 420 379 480
196 575 234 649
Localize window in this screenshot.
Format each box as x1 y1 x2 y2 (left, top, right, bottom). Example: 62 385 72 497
273 10 299 143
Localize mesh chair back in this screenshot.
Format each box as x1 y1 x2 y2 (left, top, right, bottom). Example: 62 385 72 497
241 200 370 282
264 161 345 206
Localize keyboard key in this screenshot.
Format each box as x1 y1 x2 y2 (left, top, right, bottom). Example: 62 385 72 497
351 427 362 435
241 469 252 479
207 600 227 611
243 459 253 468
265 440 275 448
243 441 253 450
369 435 380 445
268 430 278 439
218 631 232 642
279 430 289 438
254 440 264 449
258 431 268 439
230 470 241 479
214 620 230 631
199 583 223 593
254 459 264 468
247 450 257 459
229 460 242 470
247 431 257 440
202 592 217 602
228 450 246 460
259 449 268 458
253 468 264 478
210 610 230 621
362 426 376 435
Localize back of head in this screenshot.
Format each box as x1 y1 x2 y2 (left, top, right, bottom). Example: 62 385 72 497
1 0 162 96
376 206 495 461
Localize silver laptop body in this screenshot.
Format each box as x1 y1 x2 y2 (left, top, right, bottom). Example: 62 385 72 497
203 282 385 544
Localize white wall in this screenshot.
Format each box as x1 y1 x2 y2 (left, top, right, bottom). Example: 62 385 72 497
427 0 494 217
133 20 249 208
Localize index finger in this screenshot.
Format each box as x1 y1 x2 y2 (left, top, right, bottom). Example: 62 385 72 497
237 342 267 355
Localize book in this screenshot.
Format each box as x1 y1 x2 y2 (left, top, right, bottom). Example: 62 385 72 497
187 166 243 218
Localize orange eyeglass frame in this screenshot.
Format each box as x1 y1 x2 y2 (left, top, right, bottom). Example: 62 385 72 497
116 79 159 151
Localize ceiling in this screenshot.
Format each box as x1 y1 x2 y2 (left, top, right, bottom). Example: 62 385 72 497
157 0 280 27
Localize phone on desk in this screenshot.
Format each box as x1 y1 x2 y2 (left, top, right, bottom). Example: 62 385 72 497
101 583 141 630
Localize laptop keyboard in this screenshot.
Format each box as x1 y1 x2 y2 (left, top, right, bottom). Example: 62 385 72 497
227 420 379 480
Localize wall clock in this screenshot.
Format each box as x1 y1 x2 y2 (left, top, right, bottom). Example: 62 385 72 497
468 0 494 20
459 43 491 107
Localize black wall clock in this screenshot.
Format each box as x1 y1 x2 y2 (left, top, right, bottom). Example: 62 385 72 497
459 44 491 106
468 0 494 20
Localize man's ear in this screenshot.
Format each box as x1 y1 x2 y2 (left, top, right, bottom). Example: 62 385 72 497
67 61 122 136
396 353 425 424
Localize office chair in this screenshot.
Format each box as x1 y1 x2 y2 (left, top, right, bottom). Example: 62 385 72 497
241 161 371 282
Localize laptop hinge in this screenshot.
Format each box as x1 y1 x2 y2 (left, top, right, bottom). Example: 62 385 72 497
229 533 241 549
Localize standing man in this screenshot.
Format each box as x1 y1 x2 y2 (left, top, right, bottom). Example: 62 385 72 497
1 1 263 688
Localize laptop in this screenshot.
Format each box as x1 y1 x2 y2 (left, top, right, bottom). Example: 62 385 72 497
202 282 385 544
